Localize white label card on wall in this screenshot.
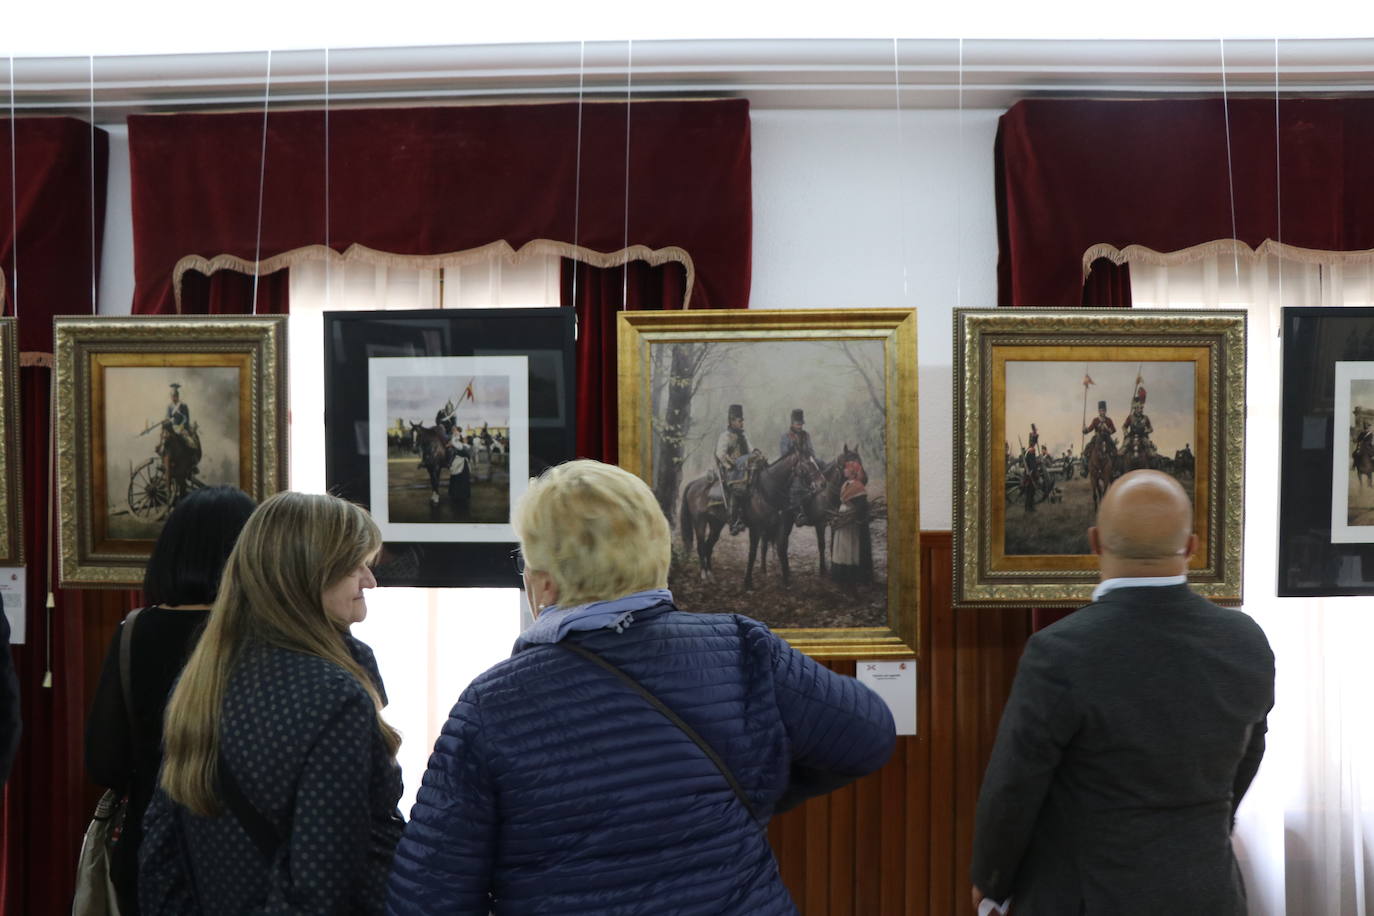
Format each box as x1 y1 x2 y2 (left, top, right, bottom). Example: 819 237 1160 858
0 567 25 644
856 658 916 735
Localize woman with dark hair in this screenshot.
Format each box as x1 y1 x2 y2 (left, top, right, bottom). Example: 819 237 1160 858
85 485 256 915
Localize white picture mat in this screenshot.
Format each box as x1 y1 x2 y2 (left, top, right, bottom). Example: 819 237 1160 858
1330 361 1374 543
368 356 529 542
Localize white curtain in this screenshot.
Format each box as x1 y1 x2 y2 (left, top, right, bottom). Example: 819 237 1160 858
1127 245 1374 915
287 252 560 814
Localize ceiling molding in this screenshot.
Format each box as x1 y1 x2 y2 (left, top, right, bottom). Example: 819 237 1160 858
9 37 1374 118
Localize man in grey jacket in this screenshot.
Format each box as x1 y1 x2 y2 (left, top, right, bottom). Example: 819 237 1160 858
970 470 1274 915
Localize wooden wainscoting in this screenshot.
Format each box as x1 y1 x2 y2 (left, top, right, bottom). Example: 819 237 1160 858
766 531 1033 915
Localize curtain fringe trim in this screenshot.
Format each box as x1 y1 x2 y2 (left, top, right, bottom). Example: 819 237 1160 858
1084 238 1374 279
19 351 52 368
171 239 697 313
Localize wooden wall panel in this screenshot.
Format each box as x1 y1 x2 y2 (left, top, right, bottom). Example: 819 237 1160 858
769 531 1034 915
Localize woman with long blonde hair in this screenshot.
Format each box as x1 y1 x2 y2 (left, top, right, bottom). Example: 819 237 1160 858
139 491 403 915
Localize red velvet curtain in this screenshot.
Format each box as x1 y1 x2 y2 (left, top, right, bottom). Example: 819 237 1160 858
0 117 108 916
128 101 751 316
175 269 289 316
996 98 1374 307
563 259 686 463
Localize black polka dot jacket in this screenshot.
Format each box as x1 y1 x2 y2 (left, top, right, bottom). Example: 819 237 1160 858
139 635 404 914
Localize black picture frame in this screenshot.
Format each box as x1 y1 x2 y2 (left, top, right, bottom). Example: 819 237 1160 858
1279 306 1374 596
324 308 576 588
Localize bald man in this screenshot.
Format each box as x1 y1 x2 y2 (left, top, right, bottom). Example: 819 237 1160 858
969 471 1274 916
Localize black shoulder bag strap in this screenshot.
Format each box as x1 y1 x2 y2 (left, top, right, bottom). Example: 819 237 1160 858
118 607 145 742
217 753 284 864
556 641 763 827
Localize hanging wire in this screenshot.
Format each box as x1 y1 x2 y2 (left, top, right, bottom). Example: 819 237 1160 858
892 38 909 302
8 58 18 321
324 47 332 312
252 50 273 315
1219 38 1242 292
621 39 633 310
571 40 585 319
89 56 97 314
1274 38 1283 311
956 38 965 310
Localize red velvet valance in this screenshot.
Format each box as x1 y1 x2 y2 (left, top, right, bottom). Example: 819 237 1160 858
996 98 1374 306
0 116 109 916
128 100 752 314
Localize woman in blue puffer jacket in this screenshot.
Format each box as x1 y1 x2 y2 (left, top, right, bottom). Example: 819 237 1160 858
387 459 896 915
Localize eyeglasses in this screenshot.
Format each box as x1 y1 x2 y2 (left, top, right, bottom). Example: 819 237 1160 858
511 548 526 576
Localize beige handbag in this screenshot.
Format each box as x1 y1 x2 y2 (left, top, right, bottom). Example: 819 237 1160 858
71 607 144 916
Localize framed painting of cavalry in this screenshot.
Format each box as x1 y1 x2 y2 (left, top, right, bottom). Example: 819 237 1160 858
617 309 918 659
953 309 1245 608
1279 307 1374 596
324 308 575 588
54 315 287 587
0 319 22 565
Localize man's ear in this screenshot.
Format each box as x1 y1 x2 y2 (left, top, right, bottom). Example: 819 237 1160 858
1088 526 1103 556
1183 532 1198 560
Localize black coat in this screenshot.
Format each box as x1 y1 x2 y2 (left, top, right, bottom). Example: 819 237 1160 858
86 607 209 914
970 584 1274 915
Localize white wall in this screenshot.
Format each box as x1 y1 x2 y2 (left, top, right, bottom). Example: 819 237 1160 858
95 106 1003 529
750 108 1001 529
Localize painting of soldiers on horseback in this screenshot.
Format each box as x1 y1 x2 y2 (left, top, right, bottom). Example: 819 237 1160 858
1001 359 1198 556
367 357 528 538
642 336 892 631
1330 363 1374 542
101 368 243 540
956 309 1245 608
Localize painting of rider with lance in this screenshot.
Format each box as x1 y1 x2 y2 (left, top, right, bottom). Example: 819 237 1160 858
1000 358 1197 557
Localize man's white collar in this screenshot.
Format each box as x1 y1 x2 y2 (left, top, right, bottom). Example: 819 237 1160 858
1091 575 1187 601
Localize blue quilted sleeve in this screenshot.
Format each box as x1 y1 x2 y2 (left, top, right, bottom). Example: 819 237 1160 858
764 630 896 811
387 684 496 915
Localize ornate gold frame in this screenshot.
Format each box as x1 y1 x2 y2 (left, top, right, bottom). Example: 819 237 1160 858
618 309 919 659
954 309 1245 607
0 319 22 565
54 316 287 588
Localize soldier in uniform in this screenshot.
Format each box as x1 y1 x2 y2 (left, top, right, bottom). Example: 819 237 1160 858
1022 424 1042 511
713 404 751 535
1123 387 1157 463
158 382 198 482
1354 422 1374 465
1083 400 1118 463
430 398 459 470
779 408 821 526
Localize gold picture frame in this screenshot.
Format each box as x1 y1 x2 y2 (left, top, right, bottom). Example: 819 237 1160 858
55 315 287 587
0 318 22 565
954 308 1245 607
618 309 918 659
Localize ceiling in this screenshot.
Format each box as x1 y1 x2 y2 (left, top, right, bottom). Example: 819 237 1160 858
10 38 1374 119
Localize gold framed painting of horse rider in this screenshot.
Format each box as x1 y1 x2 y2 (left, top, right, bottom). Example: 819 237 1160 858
0 318 22 566
54 315 287 587
618 309 919 660
953 308 1245 607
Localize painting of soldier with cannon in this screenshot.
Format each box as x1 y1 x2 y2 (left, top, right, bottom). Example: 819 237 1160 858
954 309 1245 608
366 355 529 542
1002 359 1197 556
55 315 287 587
618 309 922 658
102 367 243 540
